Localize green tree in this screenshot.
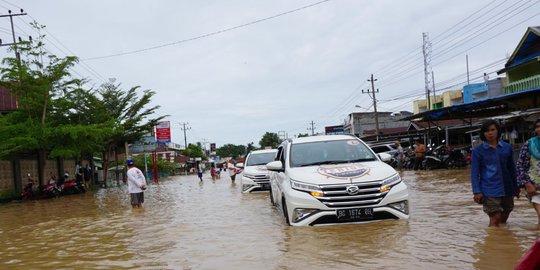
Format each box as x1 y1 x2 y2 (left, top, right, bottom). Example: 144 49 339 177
216 144 246 159
246 142 256 154
182 143 206 159
0 27 113 186
94 80 166 186
297 133 309 138
259 132 281 149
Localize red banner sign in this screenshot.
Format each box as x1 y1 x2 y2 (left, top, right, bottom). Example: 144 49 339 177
155 121 171 143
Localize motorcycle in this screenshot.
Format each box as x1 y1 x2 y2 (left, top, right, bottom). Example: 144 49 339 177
423 144 448 170
444 148 468 168
60 179 86 195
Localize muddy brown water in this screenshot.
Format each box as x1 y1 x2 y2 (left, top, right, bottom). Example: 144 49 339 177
1 169 539 269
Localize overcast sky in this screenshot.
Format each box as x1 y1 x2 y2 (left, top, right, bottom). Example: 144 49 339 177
1 0 538 148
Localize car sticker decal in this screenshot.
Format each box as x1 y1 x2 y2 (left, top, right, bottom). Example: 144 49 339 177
346 140 360 145
256 165 268 171
317 164 370 179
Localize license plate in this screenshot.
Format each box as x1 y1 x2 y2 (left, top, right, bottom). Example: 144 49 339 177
259 183 270 189
336 207 374 221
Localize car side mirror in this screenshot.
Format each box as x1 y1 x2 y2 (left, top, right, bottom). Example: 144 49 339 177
236 163 244 169
378 153 392 162
266 161 284 172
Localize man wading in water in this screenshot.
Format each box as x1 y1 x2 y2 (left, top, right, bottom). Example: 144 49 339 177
471 120 519 227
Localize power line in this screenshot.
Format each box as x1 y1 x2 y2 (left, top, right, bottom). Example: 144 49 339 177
82 0 333 61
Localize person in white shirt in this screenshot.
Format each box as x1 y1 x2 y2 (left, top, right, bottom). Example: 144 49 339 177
228 162 237 182
126 159 147 208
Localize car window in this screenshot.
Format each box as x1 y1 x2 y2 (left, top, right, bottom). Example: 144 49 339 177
290 139 376 167
246 152 276 166
371 145 390 153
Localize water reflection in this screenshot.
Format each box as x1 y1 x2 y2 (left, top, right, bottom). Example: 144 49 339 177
473 228 523 270
278 221 410 269
0 170 539 269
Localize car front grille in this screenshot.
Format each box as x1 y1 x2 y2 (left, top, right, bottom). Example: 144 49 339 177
314 180 388 208
245 174 270 184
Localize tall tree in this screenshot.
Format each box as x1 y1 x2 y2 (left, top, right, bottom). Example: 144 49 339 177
246 142 256 154
94 80 166 186
0 27 112 186
181 143 206 159
259 132 281 149
216 144 246 159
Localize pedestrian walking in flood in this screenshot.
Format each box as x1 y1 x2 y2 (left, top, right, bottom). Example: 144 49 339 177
516 118 540 230
228 162 237 182
471 120 519 227
210 164 216 180
75 161 83 183
83 164 92 189
413 139 426 170
395 141 404 171
196 161 203 181
126 159 147 208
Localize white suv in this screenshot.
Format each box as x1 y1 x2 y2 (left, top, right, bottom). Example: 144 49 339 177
237 149 278 193
267 135 409 226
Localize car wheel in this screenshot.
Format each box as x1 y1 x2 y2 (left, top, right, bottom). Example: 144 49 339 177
282 198 291 226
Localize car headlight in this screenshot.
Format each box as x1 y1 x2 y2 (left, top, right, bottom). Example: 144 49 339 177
290 179 323 197
243 173 254 179
380 174 401 193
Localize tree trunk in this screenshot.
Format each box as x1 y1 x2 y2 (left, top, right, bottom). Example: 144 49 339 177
102 148 109 188
114 146 120 186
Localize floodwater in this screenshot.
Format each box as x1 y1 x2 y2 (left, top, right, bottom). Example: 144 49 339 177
1 169 539 270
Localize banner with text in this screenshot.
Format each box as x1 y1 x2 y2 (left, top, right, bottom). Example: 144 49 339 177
156 121 171 143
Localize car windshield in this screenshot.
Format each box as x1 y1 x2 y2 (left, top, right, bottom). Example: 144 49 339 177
290 139 376 167
246 152 276 166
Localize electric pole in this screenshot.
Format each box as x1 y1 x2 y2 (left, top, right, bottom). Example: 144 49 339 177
363 74 380 141
307 121 316 136
0 9 28 63
423 32 433 145
180 122 191 149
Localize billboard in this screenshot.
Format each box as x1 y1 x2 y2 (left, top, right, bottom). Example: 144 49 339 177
130 135 157 153
325 125 345 135
156 121 171 143
210 143 216 152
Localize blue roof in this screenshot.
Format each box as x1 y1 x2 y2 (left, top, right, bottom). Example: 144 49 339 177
402 86 540 121
503 26 540 71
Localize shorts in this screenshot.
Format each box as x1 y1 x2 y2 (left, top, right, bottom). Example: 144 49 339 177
482 196 514 216
197 172 203 178
130 192 144 205
527 192 540 204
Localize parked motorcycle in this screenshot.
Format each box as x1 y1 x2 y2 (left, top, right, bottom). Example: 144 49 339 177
423 144 448 170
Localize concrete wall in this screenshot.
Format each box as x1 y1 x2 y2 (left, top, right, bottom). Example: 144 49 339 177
0 161 14 195
0 159 88 196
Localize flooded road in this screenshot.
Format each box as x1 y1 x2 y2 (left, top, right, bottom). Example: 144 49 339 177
1 169 539 269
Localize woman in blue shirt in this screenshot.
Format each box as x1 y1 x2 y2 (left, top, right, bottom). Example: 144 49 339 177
516 118 540 230
471 120 518 227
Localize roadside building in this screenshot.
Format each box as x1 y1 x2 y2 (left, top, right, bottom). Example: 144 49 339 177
343 111 412 138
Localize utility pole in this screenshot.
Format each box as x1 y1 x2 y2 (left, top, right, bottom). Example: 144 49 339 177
466 54 470 85
201 138 209 156
363 74 380 141
307 121 316 136
423 32 433 145
0 9 28 63
180 122 191 149
432 71 436 108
